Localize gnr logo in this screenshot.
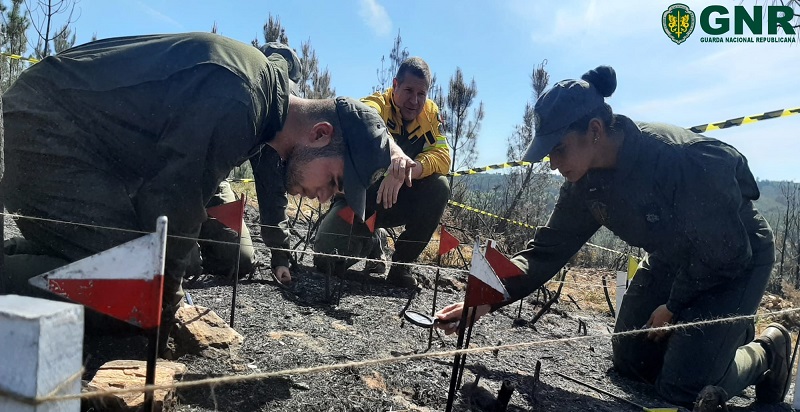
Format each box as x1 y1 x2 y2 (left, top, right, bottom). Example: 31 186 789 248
701 5 795 35
662 3 796 44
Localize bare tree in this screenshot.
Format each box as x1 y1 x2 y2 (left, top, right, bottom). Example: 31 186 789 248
442 67 483 200
25 0 78 58
373 29 408 92
374 55 390 94
496 60 552 246
775 181 800 290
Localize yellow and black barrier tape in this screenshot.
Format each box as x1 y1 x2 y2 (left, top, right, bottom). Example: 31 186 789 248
447 200 537 230
448 200 632 256
689 107 799 134
1 52 39 64
228 106 798 183
446 106 799 177
447 161 532 177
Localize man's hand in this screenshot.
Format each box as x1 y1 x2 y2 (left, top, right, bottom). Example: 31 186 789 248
434 302 491 335
645 304 673 342
387 139 416 187
377 174 405 208
272 266 292 285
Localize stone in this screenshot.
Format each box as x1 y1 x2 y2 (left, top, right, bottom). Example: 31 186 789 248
172 305 243 357
86 359 186 412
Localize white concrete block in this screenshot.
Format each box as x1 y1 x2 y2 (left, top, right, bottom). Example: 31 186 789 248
615 271 628 319
793 349 800 409
0 295 83 411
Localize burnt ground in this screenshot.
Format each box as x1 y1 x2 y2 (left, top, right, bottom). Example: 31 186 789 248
3 209 797 412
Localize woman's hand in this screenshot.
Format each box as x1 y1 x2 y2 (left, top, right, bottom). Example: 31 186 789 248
272 266 292 285
645 304 673 342
434 302 491 335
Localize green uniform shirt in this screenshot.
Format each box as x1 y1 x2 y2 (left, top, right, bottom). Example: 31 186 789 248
504 115 772 314
3 32 292 279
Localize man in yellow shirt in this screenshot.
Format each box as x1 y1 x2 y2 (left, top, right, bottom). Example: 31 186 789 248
314 57 451 287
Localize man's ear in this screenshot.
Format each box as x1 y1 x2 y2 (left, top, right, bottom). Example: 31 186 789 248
392 77 399 90
307 122 334 148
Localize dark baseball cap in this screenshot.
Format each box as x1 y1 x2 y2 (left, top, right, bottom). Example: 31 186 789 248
260 42 301 96
335 97 391 221
522 66 616 162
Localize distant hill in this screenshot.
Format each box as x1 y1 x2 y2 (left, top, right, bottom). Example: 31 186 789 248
454 171 792 230
754 179 792 223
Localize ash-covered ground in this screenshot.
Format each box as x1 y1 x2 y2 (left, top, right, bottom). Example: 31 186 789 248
4 209 796 411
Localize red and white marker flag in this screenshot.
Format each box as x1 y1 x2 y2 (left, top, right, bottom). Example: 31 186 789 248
464 239 511 308
438 225 459 256
206 193 246 234
484 240 524 280
29 216 168 329
337 205 355 225
337 205 377 233
364 212 377 233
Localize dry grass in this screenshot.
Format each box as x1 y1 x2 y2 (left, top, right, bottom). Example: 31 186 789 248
360 371 387 391
229 181 258 205
417 230 473 267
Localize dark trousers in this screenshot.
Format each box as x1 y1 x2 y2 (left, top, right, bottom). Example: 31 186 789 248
1 146 188 307
186 181 255 278
611 231 775 405
313 174 449 269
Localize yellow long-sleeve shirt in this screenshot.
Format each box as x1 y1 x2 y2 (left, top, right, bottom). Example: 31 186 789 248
361 88 451 178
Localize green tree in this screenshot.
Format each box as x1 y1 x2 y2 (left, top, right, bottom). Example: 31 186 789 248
1 0 30 91
52 22 74 53
297 39 334 98
252 13 288 47
252 14 334 99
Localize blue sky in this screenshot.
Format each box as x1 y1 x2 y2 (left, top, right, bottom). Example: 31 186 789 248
36 0 800 181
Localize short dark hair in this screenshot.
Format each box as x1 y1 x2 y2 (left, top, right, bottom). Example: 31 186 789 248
298 99 345 157
395 57 432 87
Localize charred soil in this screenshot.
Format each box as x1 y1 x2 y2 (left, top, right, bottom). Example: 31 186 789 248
4 211 795 412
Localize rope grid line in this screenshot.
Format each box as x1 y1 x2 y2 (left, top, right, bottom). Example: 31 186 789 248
2 307 798 405
1 211 624 288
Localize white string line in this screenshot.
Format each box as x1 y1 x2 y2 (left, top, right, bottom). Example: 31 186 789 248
2 212 626 288
16 306 800 404
254 208 629 257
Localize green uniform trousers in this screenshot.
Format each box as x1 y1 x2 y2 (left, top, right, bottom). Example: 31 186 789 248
611 234 775 406
186 181 255 278
313 174 449 270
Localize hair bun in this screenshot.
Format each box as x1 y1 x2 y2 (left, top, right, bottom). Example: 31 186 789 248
580 66 616 98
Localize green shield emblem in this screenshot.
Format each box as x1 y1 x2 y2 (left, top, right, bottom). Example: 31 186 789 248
662 3 695 44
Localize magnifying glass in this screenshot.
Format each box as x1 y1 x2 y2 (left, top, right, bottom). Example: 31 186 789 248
403 310 459 329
